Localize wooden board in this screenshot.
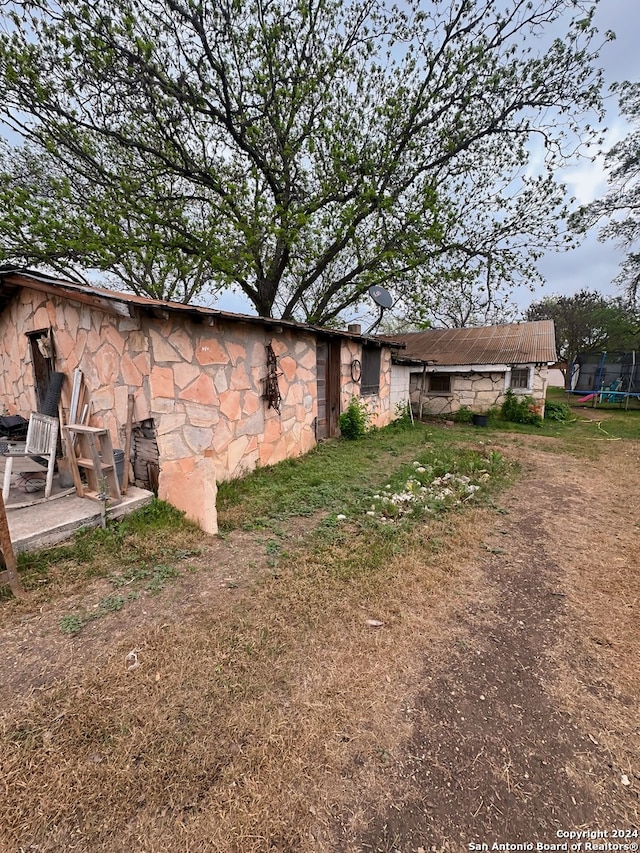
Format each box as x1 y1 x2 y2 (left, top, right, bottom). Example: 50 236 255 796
0 491 25 598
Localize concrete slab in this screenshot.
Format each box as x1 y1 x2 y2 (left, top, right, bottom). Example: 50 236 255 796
6 486 154 553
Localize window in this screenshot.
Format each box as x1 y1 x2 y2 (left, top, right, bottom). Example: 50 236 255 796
361 345 381 395
510 368 530 390
429 373 451 394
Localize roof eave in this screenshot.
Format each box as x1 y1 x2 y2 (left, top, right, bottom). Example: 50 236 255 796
0 270 403 347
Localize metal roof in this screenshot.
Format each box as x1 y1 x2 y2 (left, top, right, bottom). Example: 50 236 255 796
388 321 557 366
0 269 404 348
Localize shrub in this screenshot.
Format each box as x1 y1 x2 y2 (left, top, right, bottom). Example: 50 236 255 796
500 389 543 427
339 396 371 440
392 400 413 428
544 400 571 422
453 406 473 424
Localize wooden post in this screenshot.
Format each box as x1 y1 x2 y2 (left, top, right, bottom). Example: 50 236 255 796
0 491 26 599
121 393 135 494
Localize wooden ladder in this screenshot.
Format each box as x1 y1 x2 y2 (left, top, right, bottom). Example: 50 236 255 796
64 425 122 505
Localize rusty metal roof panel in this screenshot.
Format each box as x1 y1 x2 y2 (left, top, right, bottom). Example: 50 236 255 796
390 321 556 366
0 269 405 347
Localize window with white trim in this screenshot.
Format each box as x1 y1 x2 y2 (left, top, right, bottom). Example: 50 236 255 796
510 368 530 390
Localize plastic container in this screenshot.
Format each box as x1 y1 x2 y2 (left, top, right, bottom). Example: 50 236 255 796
472 414 488 427
112 449 125 487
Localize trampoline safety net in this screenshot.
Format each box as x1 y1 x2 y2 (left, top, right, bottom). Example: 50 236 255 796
571 351 640 396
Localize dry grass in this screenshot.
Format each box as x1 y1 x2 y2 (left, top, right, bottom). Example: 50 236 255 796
1 500 206 611
2 424 639 850
0 501 496 852
540 443 640 826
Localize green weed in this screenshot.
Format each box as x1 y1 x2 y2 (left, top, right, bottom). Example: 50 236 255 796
338 396 372 439
11 499 202 596
59 614 85 635
216 422 436 529
146 564 180 595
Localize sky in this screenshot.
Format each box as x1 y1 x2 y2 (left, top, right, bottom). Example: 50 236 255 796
510 0 639 314
211 0 640 322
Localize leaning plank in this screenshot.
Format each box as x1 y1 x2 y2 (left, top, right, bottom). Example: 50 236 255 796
121 393 135 494
69 368 82 424
0 491 26 598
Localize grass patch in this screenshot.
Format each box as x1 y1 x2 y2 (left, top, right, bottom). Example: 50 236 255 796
0 466 508 851
11 408 640 849
479 390 640 446
4 499 203 600
217 421 469 529
540 388 640 449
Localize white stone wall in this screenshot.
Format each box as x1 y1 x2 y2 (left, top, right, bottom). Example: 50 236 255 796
409 365 549 416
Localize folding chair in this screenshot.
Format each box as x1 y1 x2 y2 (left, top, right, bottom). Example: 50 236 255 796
2 413 59 502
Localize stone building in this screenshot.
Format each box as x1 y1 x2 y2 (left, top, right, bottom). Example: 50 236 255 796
388 321 557 417
0 270 398 533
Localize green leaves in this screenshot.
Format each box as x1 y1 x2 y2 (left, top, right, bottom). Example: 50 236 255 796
526 289 640 378
0 0 606 319
571 81 640 302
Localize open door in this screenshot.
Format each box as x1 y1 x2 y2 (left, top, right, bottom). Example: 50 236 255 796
316 339 341 439
27 330 53 412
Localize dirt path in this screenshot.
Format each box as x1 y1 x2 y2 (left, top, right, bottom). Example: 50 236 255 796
336 438 640 850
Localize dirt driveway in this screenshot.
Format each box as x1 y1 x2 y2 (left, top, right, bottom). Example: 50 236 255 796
1 431 638 851
335 437 640 850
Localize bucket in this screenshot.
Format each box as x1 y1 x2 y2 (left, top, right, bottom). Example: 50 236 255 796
113 449 125 487
472 414 488 427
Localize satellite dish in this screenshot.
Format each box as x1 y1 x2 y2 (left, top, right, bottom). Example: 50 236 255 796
368 285 394 309
365 285 394 334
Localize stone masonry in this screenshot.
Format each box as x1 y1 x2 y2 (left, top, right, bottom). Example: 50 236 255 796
409 367 549 416
0 286 394 533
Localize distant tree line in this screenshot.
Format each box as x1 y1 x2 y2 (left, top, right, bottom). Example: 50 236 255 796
526 290 640 385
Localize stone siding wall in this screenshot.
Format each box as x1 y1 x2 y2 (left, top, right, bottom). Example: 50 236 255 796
0 287 395 530
0 288 147 433
409 366 549 416
531 365 549 412
0 289 39 416
340 340 392 427
149 317 318 485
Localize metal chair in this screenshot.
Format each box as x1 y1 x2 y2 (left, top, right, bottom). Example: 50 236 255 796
2 413 59 502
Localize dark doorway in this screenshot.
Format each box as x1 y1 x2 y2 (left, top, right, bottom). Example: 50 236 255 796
26 330 54 412
316 339 341 439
